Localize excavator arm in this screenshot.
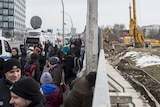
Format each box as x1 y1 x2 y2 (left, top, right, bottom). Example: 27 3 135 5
103 29 113 42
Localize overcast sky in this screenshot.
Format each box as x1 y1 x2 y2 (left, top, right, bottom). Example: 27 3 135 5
26 0 160 33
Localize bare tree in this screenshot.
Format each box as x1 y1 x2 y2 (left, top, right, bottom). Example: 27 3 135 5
148 29 160 40
111 24 126 41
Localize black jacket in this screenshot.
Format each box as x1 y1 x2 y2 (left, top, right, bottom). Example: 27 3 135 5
27 93 46 107
0 77 46 107
63 53 76 82
0 78 14 107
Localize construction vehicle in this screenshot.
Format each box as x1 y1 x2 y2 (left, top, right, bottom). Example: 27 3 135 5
103 29 114 43
129 0 145 48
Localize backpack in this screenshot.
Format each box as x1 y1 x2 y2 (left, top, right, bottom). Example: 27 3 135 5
24 63 36 78
72 57 81 74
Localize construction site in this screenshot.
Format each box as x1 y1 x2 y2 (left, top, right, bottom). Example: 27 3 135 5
103 41 160 106
101 0 160 106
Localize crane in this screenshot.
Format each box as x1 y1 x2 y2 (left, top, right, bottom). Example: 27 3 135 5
129 0 145 48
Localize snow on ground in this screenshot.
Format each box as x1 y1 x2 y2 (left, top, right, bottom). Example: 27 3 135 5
123 51 160 68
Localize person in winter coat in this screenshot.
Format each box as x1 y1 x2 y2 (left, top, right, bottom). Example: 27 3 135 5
24 53 41 82
19 44 27 71
9 78 46 107
40 72 63 107
0 57 4 78
61 46 76 89
70 43 80 58
0 58 23 107
44 40 51 59
34 47 46 76
64 72 97 107
11 47 20 60
48 57 62 87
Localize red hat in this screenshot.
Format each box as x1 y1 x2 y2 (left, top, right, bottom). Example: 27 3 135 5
34 47 41 53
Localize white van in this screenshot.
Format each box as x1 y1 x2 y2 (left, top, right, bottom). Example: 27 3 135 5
25 29 46 49
0 37 11 60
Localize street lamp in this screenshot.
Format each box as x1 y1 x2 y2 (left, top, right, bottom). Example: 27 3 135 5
62 11 73 28
61 0 65 45
60 11 74 36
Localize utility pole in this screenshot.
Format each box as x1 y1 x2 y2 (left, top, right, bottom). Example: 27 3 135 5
86 0 98 73
61 0 65 45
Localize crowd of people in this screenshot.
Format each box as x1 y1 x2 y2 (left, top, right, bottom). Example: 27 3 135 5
0 37 97 107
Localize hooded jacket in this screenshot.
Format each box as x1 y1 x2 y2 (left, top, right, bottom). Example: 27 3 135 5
41 83 63 107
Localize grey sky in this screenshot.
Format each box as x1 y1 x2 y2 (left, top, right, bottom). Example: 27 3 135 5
26 0 160 33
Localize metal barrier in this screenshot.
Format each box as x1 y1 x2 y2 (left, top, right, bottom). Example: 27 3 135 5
92 49 111 107
107 74 125 93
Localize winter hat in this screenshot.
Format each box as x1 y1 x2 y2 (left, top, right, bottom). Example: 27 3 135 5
54 57 60 63
34 47 41 53
62 46 70 53
3 58 21 73
40 72 53 84
48 57 58 65
10 78 40 100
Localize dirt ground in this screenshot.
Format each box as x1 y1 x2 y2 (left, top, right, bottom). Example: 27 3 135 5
103 42 160 106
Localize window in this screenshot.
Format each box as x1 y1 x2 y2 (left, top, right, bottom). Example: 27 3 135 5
3 9 8 15
8 0 14 2
3 22 8 28
3 16 9 21
4 40 11 53
26 38 40 44
3 3 8 8
0 9 2 14
0 22 2 28
8 22 13 28
8 3 13 8
0 2 2 8
8 9 14 15
0 16 2 20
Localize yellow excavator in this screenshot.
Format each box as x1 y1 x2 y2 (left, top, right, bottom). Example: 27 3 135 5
129 0 145 48
103 29 114 43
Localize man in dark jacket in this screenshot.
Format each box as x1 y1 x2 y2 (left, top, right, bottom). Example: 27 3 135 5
0 57 4 78
9 78 46 107
70 43 80 58
61 46 76 89
34 47 46 76
0 58 22 107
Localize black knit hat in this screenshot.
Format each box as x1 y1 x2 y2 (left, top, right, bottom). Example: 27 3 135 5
10 78 40 100
3 58 21 73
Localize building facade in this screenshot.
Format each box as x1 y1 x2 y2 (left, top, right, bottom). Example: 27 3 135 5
0 0 26 40
141 25 160 37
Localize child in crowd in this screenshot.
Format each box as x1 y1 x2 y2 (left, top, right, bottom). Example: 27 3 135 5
40 72 63 107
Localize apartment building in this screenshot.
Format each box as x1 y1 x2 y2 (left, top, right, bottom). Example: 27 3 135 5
0 0 26 39
141 24 160 37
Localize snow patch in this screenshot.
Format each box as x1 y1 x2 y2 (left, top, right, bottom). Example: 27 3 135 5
123 51 160 68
